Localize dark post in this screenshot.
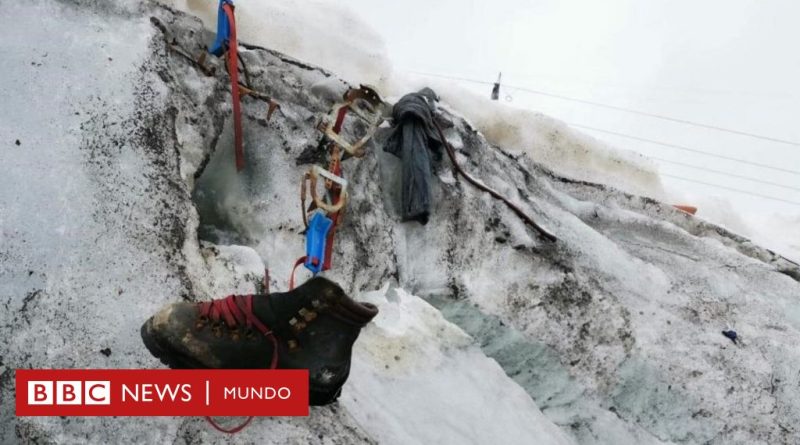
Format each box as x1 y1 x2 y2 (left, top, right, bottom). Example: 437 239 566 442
491 72 501 100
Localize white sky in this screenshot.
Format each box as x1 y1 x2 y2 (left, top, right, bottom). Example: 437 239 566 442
344 0 800 219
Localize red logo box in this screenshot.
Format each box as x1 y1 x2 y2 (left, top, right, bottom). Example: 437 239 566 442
16 369 309 416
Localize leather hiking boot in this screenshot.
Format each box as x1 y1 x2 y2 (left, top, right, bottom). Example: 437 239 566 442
140 277 378 405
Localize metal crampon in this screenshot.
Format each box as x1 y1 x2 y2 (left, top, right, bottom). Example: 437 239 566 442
316 84 388 158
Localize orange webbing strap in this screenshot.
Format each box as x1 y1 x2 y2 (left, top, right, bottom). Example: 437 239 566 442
289 256 307 290
222 3 244 171
673 204 698 215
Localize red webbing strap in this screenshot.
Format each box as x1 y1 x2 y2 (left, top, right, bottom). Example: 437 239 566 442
322 107 349 271
204 293 279 434
322 227 337 270
289 256 307 290
322 179 340 271
206 415 253 434
223 3 244 171
333 106 348 133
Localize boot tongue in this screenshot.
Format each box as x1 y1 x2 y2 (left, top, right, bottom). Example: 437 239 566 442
251 277 379 332
251 280 330 335
251 291 298 335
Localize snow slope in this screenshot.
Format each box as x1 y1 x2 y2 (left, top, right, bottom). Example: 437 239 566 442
342 285 574 445
2 1 800 444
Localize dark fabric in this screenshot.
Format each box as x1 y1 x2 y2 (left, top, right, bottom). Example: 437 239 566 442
491 82 500 100
384 88 443 225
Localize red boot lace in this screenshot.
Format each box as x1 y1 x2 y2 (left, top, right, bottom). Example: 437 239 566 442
199 294 279 434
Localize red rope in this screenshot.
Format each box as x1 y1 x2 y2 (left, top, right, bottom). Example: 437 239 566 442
289 256 307 290
222 3 244 171
205 415 254 434
201 294 279 434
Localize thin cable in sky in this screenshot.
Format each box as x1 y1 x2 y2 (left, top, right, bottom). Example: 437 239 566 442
662 174 800 206
407 70 800 147
572 124 800 177
648 156 800 192
407 71 495 86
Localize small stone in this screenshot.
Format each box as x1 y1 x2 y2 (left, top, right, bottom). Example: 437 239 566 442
15 140 21 146
100 348 112 357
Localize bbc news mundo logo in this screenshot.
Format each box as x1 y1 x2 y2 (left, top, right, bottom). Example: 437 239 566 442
28 381 111 405
16 370 308 417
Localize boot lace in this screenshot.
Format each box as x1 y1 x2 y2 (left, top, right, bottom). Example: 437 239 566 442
197 295 279 369
198 294 281 434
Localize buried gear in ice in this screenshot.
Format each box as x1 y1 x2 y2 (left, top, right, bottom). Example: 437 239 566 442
141 277 378 405
384 88 443 225
722 329 738 345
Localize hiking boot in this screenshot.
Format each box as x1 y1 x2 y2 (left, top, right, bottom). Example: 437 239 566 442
140 277 378 405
